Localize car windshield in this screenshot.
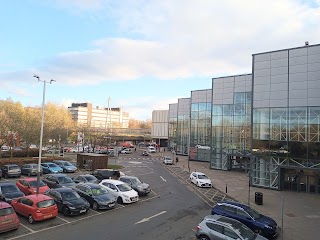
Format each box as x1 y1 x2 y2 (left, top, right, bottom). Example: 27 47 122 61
198 174 208 179
63 162 73 166
48 163 58 168
117 183 131 192
91 187 107 196
29 180 46 188
0 207 14 216
246 207 261 219
30 165 38 168
61 191 80 201
1 185 19 193
37 199 55 208
84 175 97 181
57 176 73 184
131 178 142 185
221 217 256 240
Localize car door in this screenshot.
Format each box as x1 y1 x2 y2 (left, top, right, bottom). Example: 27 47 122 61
206 222 225 240
236 208 254 230
191 173 197 184
45 176 56 188
41 164 49 173
18 180 29 195
51 191 63 211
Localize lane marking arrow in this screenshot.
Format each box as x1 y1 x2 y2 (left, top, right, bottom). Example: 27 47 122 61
135 211 167 224
160 176 167 182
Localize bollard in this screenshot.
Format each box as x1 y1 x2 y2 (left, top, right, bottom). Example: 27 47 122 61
226 184 228 193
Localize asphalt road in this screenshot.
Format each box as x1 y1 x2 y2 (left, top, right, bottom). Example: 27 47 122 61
1 150 212 240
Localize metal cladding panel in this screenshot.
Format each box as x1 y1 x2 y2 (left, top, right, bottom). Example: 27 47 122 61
152 110 169 123
169 103 178 117
191 89 212 103
152 123 168 138
178 98 191 115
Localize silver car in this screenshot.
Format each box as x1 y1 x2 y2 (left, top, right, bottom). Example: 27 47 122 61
196 215 268 240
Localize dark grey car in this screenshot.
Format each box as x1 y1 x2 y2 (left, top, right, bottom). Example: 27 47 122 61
118 176 151 196
196 215 267 240
21 164 43 176
43 174 76 188
0 183 24 203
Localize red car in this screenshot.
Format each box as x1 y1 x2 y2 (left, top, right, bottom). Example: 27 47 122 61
11 194 58 224
0 201 20 233
16 178 49 195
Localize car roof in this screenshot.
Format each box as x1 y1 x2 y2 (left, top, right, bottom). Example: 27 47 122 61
119 176 137 180
217 200 249 209
0 182 17 187
3 164 19 167
203 215 240 227
51 187 74 193
23 194 53 201
192 171 206 175
24 163 38 166
45 174 67 177
20 177 38 182
0 201 12 209
78 182 100 188
53 160 66 162
100 179 123 184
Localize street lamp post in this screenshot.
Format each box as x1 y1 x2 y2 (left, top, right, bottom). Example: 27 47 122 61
34 74 55 194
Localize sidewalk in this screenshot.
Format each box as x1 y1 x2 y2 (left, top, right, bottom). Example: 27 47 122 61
168 153 320 240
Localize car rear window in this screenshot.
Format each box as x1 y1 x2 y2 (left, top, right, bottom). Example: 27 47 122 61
1 185 20 194
9 165 20 170
0 207 14 216
36 199 55 208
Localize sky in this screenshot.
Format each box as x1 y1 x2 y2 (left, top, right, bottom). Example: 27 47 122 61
1 0 320 120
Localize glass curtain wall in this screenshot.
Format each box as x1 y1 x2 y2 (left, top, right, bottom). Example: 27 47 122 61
177 98 191 155
211 74 252 170
252 45 320 191
190 89 212 162
168 103 178 151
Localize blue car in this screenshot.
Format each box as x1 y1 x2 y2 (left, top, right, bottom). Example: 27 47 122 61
41 162 63 174
211 201 279 239
53 160 77 173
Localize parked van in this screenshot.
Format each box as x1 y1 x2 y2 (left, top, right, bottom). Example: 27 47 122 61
148 146 156 153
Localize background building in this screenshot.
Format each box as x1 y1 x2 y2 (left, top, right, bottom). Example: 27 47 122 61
176 98 191 155
252 44 320 193
211 74 252 171
151 110 169 147
68 103 129 129
190 89 212 162
168 103 178 150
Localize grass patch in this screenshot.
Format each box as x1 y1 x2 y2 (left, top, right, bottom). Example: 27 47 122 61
107 164 124 170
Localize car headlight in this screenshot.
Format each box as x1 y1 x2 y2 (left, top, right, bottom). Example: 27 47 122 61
122 194 129 198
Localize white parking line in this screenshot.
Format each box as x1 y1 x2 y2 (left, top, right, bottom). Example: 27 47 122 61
89 209 102 214
20 223 35 233
56 216 70 223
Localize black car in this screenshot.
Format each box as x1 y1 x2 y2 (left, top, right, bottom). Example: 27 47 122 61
1 164 21 178
92 169 120 181
72 175 99 184
44 188 90 216
43 174 76 189
72 183 116 210
0 183 24 203
21 163 43 176
119 176 151 196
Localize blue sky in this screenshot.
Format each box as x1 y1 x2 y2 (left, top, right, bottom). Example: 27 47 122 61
1 0 320 120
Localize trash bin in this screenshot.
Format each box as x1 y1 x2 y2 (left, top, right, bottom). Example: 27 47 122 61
255 192 263 205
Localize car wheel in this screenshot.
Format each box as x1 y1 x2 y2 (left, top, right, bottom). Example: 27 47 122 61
62 207 70 216
92 201 99 211
117 197 123 204
198 235 210 240
27 172 31 177
254 229 263 234
28 214 35 224
197 182 200 187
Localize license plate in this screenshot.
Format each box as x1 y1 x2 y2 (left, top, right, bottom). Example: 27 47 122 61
80 210 86 213
43 214 52 218
109 203 115 208
1 219 13 224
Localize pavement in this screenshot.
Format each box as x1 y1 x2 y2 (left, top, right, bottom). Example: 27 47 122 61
163 151 320 240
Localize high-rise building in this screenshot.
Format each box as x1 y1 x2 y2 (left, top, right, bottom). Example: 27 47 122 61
68 103 129 129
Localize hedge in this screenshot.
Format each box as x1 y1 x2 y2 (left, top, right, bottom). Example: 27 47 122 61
0 156 68 168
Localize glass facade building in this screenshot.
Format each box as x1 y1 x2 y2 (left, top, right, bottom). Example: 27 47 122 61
168 103 178 150
190 89 212 162
252 44 320 193
176 98 191 155
210 74 252 170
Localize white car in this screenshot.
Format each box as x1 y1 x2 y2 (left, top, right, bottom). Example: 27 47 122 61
99 179 139 204
163 156 173 165
190 172 212 188
120 148 132 154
